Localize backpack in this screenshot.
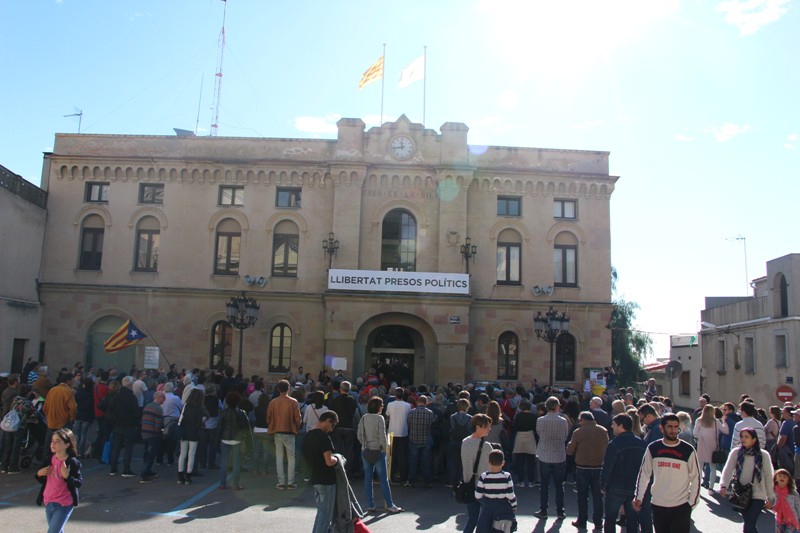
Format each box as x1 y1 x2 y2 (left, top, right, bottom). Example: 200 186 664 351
450 414 472 443
0 409 21 432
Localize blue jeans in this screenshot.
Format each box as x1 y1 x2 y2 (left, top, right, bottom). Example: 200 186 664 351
539 460 565 513
252 431 273 474
514 453 537 484
465 500 481 533
1 429 23 470
219 442 241 488
741 498 766 533
576 467 603 526
408 442 432 484
362 450 394 508
73 420 91 456
45 502 74 533
312 483 337 533
603 490 652 533
141 436 159 478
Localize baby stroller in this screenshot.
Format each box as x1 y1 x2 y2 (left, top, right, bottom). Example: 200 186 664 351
18 410 46 469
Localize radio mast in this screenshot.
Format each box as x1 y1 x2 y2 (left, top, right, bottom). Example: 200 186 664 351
210 0 227 137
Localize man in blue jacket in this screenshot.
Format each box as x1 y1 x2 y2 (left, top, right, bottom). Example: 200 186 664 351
600 413 652 533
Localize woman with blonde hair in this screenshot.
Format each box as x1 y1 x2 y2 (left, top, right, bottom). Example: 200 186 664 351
611 399 626 416
626 407 643 437
693 404 729 494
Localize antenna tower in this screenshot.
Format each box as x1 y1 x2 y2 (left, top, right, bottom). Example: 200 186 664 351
210 0 227 137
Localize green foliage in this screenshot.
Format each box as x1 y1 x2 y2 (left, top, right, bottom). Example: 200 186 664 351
610 268 653 387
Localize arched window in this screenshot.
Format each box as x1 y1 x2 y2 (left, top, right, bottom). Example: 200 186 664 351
272 219 299 277
134 216 160 272
215 218 241 275
210 320 232 370
381 209 416 271
79 215 105 270
270 324 292 373
553 231 578 287
555 333 576 382
775 273 789 318
497 331 519 379
496 228 522 285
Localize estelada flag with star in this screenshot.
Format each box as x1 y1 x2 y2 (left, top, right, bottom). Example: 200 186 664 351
103 319 147 353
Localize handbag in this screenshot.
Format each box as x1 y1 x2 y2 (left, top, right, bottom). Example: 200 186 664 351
711 422 729 464
727 478 753 511
454 437 485 504
364 448 381 464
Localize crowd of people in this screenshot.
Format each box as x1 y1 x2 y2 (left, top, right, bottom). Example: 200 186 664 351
1 361 800 533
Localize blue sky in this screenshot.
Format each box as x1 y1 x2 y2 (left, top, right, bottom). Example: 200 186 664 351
2 0 798 360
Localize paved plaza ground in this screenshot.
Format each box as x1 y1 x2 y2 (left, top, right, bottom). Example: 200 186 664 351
0 454 776 532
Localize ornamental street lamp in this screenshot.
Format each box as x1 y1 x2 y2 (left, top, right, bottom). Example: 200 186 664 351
460 236 477 274
226 291 259 376
534 306 570 387
322 232 339 269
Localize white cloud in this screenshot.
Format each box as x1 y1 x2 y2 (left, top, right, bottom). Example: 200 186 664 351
293 115 341 135
675 134 695 142
706 122 752 142
716 0 792 36
786 133 798 150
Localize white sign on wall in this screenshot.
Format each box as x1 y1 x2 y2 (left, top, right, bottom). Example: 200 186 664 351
144 347 160 369
328 269 469 295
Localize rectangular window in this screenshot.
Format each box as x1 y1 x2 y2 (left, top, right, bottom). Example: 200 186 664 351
272 234 299 277
134 230 160 272
679 371 691 396
218 185 244 206
79 228 104 270
139 183 164 204
554 245 577 286
276 187 302 208
214 232 240 274
776 334 788 368
85 182 109 202
553 199 576 219
744 336 755 373
717 339 726 373
497 196 521 216
496 243 521 284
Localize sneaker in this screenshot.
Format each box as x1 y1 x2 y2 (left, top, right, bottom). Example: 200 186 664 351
516 482 526 488
109 471 119 476
527 482 536 488
386 505 404 514
275 484 286 490
402 481 413 488
286 483 298 490
557 510 567 520
121 472 135 478
303 478 310 482
177 480 185 485
533 510 548 519
444 483 453 488
6 470 21 475
366 507 376 514
140 477 155 484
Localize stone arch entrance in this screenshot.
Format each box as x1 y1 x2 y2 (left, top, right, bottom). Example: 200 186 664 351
353 313 438 386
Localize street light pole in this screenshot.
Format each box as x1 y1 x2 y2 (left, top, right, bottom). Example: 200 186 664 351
225 291 259 376
534 306 570 387
460 236 477 274
322 232 339 269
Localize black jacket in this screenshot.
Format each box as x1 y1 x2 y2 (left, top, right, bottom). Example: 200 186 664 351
600 430 647 495
35 452 83 507
219 407 250 442
107 387 140 430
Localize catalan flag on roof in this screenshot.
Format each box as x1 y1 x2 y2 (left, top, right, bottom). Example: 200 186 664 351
358 55 384 89
103 319 147 353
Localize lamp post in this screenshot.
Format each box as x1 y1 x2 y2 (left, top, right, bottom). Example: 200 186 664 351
322 232 339 269
460 236 477 274
226 291 259 376
534 306 570 387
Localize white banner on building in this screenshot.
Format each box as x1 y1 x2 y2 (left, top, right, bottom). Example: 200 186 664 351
143 346 160 369
328 269 469 295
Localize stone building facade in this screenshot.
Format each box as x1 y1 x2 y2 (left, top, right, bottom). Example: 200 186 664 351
0 165 47 373
37 115 616 386
701 254 800 407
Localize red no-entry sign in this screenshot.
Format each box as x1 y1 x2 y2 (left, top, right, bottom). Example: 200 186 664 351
776 385 796 403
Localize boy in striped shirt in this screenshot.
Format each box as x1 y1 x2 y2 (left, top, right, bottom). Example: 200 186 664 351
475 449 518 532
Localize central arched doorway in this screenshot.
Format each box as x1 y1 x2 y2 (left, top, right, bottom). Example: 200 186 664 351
368 326 416 386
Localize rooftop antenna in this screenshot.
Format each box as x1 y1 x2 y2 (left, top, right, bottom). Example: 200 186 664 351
726 234 749 296
63 109 83 133
195 76 204 135
209 0 227 137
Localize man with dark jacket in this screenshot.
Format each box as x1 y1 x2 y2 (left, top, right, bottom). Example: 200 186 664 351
108 376 141 477
600 413 652 533
327 381 358 476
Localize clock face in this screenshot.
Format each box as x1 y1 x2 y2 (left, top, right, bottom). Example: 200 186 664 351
390 135 415 160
